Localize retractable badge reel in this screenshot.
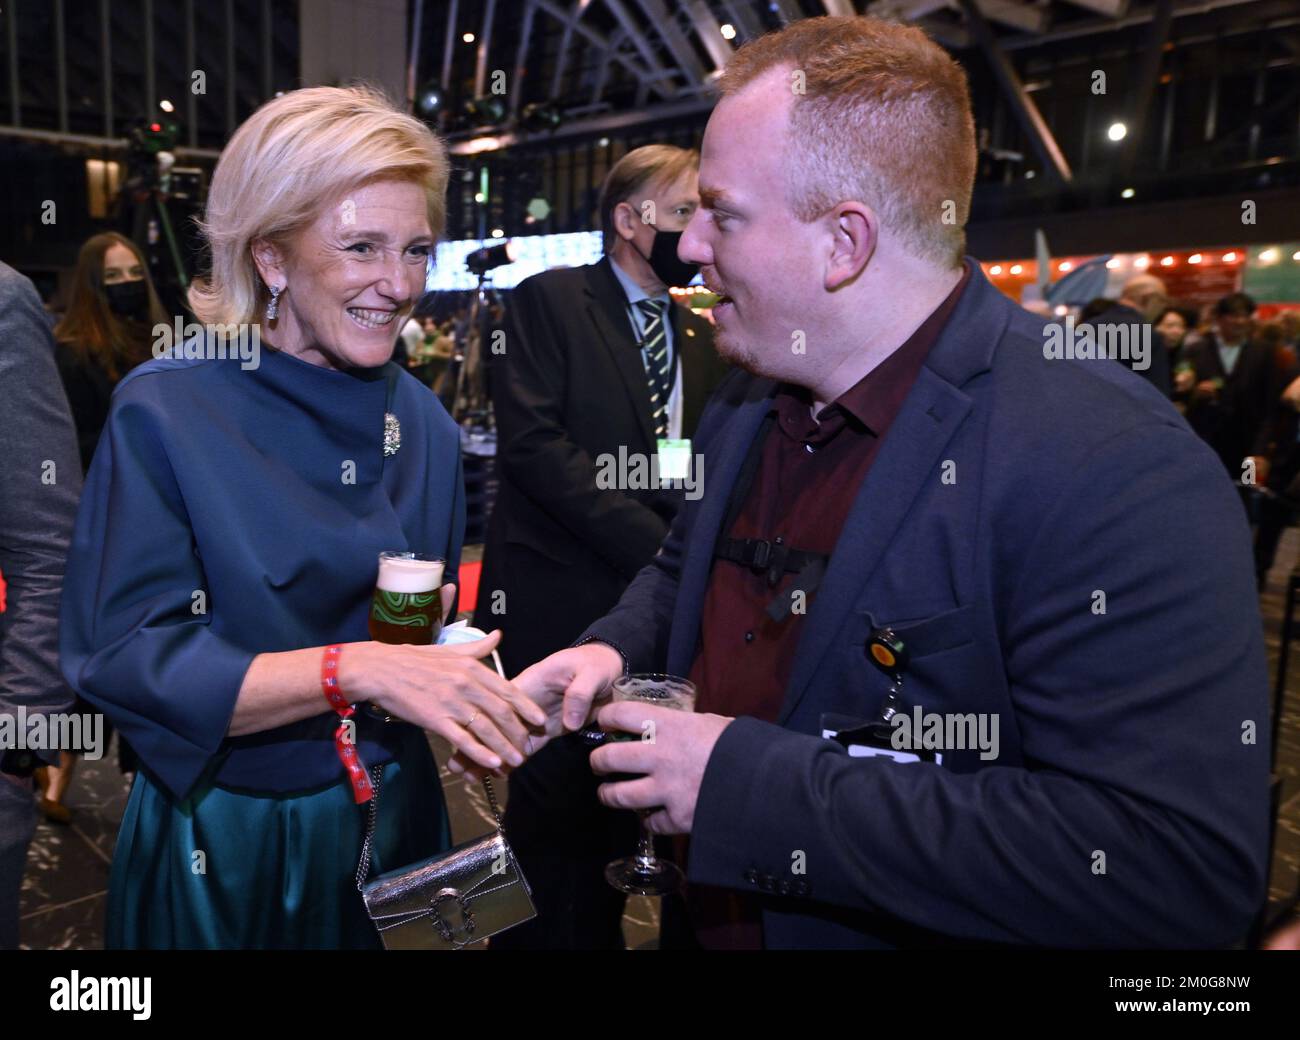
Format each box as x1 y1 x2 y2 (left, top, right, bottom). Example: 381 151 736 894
824 626 915 756
867 626 909 726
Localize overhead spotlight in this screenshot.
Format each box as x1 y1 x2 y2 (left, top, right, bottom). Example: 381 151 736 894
520 101 563 134
1121 187 1135 199
1009 264 1023 275
1223 251 1238 263
1189 254 1202 264
159 99 174 113
1107 122 1127 142
720 23 736 40
1105 258 1120 269
597 137 610 148
1134 255 1150 269
1260 248 1279 264
466 241 517 275
474 192 485 203
1292 250 1300 261
462 32 475 43
1059 261 1073 272
990 265 1003 275
463 96 507 126
490 228 504 239
1160 256 1174 267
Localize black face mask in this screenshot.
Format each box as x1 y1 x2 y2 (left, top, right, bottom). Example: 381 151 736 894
635 228 699 289
105 279 149 319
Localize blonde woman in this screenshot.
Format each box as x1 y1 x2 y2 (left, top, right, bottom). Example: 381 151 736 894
59 85 547 949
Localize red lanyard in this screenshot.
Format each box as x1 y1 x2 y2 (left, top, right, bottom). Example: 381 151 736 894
321 644 374 803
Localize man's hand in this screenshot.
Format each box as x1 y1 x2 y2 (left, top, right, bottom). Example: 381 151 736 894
515 642 625 733
445 641 623 775
589 701 734 834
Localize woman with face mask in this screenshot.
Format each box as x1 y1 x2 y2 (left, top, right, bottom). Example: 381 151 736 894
37 234 166 818
54 233 167 473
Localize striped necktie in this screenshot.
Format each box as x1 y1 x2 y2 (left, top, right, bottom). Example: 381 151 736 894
636 298 671 438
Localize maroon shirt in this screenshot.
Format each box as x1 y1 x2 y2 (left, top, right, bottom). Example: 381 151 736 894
681 264 971 948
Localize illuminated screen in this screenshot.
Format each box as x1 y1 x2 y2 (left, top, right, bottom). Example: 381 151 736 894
428 232 605 291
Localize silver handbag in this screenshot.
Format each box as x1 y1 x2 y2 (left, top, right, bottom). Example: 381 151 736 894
357 645 536 950
358 771 535 950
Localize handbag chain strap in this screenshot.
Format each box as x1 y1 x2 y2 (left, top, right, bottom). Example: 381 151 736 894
356 765 506 891
355 645 512 891
356 763 385 891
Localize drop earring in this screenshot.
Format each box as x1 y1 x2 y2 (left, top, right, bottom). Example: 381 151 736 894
265 284 282 322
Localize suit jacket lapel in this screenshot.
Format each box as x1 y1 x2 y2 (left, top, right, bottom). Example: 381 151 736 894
1204 336 1229 383
776 368 972 723
773 261 1006 723
586 256 657 454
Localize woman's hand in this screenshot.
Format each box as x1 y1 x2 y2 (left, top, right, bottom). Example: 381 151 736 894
340 631 547 771
445 642 624 777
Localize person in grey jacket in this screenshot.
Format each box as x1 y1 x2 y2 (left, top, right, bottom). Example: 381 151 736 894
0 261 83 949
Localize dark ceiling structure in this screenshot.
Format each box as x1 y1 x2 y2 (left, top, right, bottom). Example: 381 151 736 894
418 0 1300 251
1 1 1297 263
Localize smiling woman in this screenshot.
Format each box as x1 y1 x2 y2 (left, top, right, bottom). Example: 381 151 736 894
58 84 550 950
189 84 446 348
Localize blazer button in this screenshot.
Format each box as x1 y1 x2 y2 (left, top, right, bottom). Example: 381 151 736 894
743 868 758 885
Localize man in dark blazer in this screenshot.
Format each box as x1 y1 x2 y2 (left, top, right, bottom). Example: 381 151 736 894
508 16 1269 949
1181 292 1278 481
476 145 728 948
1077 274 1172 397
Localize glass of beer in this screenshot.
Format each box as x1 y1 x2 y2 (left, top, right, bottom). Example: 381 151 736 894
603 674 697 897
368 552 445 645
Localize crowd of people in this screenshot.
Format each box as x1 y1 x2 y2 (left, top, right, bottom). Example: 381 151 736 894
1072 280 1300 583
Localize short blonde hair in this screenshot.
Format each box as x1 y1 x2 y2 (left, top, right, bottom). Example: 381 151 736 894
718 16 976 268
190 84 449 326
598 144 699 253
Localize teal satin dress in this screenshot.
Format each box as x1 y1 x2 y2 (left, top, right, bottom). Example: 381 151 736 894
107 725 450 949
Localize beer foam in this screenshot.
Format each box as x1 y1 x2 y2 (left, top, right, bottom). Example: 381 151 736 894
376 556 444 593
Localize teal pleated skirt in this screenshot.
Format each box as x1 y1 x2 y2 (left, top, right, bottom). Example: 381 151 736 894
106 726 450 949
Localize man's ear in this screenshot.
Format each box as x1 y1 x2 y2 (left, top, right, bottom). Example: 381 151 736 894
250 237 287 292
825 202 876 292
613 200 641 243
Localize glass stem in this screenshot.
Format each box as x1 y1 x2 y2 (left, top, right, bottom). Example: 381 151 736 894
635 811 657 870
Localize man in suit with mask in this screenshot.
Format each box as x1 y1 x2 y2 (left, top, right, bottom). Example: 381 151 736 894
477 145 729 949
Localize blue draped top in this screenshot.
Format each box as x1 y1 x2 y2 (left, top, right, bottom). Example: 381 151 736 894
59 341 464 800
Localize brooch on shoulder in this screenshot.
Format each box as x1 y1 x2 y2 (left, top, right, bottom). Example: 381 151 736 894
383 412 401 456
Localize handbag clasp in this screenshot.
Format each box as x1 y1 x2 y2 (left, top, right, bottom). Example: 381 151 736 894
430 887 476 946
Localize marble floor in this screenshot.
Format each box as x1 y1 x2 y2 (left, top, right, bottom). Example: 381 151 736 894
16 535 1300 950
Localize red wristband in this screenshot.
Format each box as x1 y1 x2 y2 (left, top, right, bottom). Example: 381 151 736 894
321 644 374 804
